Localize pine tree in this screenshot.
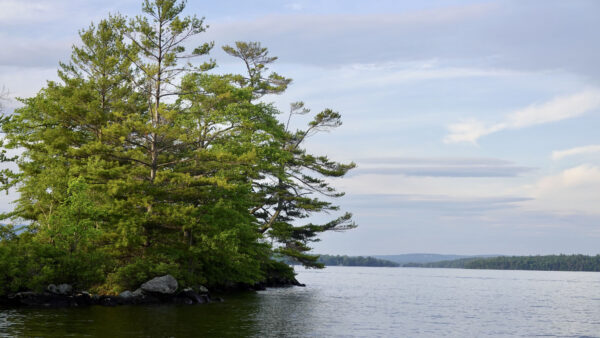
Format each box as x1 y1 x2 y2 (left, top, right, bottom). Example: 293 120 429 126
0 0 356 293
223 42 356 268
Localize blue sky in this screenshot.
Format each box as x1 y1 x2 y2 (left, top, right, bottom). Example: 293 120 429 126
1 0 599 255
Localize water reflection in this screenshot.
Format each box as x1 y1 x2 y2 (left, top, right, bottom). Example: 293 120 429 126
251 287 320 337
1 267 600 337
1 294 265 337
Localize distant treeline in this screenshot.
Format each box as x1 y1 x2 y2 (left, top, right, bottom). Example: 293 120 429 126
317 255 399 267
404 255 600 272
403 257 480 268
280 254 399 267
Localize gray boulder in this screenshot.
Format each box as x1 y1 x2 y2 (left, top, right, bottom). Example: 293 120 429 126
140 275 178 295
47 284 73 295
178 288 208 304
196 285 209 294
46 284 57 294
119 290 134 299
58 284 73 295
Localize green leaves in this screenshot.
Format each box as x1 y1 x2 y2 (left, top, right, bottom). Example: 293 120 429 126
247 100 357 267
223 41 292 99
0 1 355 293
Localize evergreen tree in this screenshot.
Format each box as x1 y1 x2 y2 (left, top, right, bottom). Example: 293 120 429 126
223 42 356 268
0 0 355 293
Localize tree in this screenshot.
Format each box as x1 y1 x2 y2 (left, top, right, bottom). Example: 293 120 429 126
0 0 355 293
223 42 356 268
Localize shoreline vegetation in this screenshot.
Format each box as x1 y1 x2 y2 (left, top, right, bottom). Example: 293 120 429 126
0 0 356 303
0 274 304 308
310 254 600 272
402 254 600 272
287 255 400 267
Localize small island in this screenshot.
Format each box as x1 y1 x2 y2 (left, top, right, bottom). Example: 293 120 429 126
0 0 356 303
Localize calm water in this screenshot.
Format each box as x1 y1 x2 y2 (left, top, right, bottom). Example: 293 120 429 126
1 267 600 337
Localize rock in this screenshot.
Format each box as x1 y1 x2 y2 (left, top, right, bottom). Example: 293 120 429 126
100 296 118 307
119 290 134 299
46 284 73 295
8 291 72 307
57 284 73 295
8 291 38 306
138 294 160 304
177 289 205 304
73 292 92 306
119 289 160 305
140 275 178 295
0 275 220 308
46 284 57 294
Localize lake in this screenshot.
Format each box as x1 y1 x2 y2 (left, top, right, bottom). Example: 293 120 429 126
1 267 599 337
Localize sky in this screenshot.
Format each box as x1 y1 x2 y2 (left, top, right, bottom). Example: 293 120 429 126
1 0 599 256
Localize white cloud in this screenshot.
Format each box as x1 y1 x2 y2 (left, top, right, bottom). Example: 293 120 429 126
353 157 533 177
0 0 133 26
0 1 57 24
339 65 521 89
521 165 600 215
205 3 497 65
294 63 523 98
285 3 303 11
507 89 600 128
334 173 527 199
204 1 600 84
445 89 600 144
552 144 600 161
444 119 505 144
0 66 59 102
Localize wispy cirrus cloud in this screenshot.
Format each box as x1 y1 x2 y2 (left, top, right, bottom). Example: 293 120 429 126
344 194 530 213
444 89 600 144
353 157 533 178
205 0 600 84
552 144 600 161
206 3 498 65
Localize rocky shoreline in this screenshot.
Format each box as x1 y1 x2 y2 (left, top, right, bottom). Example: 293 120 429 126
0 274 304 308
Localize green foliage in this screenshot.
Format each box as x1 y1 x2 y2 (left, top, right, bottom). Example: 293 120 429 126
262 259 296 283
0 0 354 294
0 179 110 293
464 255 600 271
403 257 481 268
316 255 400 267
222 42 356 267
405 255 600 272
